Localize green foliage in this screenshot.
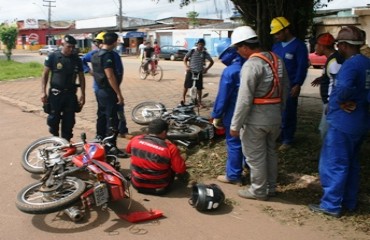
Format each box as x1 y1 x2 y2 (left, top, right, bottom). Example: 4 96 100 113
0 25 18 61
187 11 200 27
0 60 43 81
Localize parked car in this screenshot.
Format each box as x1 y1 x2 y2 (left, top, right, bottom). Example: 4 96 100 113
308 52 327 69
39 45 58 55
158 45 189 61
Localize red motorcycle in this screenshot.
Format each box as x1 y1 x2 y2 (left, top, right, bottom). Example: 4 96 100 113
16 133 130 221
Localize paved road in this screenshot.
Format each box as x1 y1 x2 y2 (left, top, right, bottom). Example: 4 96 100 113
4 51 360 240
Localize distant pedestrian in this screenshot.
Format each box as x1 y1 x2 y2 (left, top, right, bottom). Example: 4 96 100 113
153 40 161 58
41 35 86 142
270 16 309 151
138 42 145 59
182 38 214 106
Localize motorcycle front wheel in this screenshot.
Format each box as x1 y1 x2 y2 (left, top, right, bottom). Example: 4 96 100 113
22 136 70 174
16 177 86 214
131 101 166 125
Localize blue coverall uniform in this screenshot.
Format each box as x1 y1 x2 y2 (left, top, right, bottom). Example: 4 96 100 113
211 52 245 181
272 38 308 144
319 54 370 214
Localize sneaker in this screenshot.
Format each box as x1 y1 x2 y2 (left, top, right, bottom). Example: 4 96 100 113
278 143 291 151
308 204 341 218
119 133 133 140
238 189 268 201
217 175 241 185
108 147 130 158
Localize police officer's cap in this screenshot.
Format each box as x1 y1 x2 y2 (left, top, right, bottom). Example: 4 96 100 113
64 35 77 45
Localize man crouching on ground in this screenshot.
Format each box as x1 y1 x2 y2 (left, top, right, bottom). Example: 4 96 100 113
126 119 187 195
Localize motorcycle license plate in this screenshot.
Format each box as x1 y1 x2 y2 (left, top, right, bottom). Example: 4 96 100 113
93 183 109 206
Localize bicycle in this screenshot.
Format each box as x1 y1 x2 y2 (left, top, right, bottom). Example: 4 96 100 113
189 71 201 106
139 56 163 81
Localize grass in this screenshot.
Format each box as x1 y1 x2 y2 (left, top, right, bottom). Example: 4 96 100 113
185 96 370 235
0 60 43 81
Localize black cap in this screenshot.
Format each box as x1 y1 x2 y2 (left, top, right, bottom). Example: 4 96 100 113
64 35 77 45
197 38 205 44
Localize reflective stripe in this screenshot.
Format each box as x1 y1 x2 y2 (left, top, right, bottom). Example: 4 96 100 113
250 52 282 105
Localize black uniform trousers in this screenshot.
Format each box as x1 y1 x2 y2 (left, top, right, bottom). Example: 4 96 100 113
47 89 78 141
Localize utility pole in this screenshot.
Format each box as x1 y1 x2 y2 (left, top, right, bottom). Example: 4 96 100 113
43 0 56 45
119 0 122 33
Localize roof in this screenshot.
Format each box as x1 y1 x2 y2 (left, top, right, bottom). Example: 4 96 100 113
58 27 118 35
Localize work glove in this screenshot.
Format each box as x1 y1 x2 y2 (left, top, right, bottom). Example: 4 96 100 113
212 118 224 129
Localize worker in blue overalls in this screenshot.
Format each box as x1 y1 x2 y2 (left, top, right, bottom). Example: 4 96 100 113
212 39 246 185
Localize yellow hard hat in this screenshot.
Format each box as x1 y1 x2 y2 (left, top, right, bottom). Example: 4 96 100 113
95 32 106 41
270 17 290 35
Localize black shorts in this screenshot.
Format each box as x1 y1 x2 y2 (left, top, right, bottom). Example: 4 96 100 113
184 71 203 89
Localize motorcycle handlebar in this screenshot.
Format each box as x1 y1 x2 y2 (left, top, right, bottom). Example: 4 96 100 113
43 132 116 152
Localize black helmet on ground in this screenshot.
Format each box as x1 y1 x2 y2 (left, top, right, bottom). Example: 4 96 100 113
189 183 225 211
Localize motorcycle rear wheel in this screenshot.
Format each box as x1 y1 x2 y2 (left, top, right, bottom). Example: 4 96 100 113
22 136 70 174
167 124 201 140
131 101 166 125
16 177 86 214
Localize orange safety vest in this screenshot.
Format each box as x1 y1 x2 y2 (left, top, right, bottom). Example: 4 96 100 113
250 52 282 104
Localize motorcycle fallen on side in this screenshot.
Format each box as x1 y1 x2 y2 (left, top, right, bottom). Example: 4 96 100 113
16 133 131 222
21 133 120 174
131 100 217 147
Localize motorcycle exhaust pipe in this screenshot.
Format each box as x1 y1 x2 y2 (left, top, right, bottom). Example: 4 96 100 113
64 206 84 222
174 139 192 147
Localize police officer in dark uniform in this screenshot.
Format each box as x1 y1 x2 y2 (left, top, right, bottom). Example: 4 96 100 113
91 32 127 157
41 35 86 142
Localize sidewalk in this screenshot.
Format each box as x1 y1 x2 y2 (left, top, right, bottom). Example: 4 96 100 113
0 53 321 145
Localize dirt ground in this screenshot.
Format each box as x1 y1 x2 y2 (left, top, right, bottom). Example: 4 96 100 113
1 52 369 239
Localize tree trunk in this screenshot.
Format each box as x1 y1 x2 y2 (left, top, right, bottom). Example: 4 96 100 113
230 0 314 50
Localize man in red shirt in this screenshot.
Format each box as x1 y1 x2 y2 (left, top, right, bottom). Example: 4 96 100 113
126 119 186 195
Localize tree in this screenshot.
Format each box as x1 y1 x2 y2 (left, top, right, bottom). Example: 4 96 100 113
187 11 200 28
163 0 331 50
0 25 18 61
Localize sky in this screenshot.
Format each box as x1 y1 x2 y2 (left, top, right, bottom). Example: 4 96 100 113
0 0 235 23
0 0 369 24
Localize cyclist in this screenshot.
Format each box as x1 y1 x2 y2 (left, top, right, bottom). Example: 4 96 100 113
142 41 155 73
183 38 214 106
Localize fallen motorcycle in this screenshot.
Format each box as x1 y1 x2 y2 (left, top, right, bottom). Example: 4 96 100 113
131 101 215 146
16 133 130 221
22 133 120 174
